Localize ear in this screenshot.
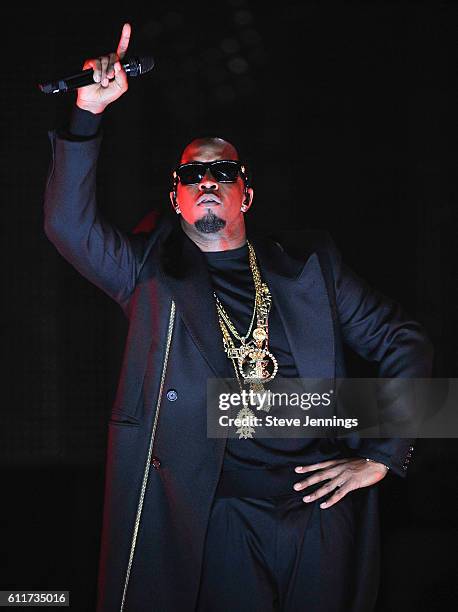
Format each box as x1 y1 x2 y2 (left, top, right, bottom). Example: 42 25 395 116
169 190 181 214
240 187 254 213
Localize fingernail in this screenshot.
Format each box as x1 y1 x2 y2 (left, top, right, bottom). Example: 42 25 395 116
303 496 311 502
295 467 302 472
320 502 327 508
293 484 301 490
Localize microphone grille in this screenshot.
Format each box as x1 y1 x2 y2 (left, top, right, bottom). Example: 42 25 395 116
139 56 155 74
126 55 155 76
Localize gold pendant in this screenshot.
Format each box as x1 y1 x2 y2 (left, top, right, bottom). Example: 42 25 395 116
235 407 257 439
250 381 265 393
238 347 278 385
252 327 267 342
248 381 271 413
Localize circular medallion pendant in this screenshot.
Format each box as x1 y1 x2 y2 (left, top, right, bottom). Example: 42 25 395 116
238 347 278 384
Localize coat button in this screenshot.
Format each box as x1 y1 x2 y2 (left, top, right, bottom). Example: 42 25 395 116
166 389 178 401
152 456 161 469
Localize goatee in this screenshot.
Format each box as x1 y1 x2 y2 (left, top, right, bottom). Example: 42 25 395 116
194 210 226 233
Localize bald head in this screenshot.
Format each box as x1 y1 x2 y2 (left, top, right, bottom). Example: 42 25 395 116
171 135 254 248
180 137 240 164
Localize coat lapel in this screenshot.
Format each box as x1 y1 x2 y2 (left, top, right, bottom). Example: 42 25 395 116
159 228 234 380
250 235 336 380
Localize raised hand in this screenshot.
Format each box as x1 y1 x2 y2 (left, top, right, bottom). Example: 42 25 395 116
76 23 131 114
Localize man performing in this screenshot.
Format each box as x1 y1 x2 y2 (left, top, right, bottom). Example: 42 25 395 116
43 23 433 612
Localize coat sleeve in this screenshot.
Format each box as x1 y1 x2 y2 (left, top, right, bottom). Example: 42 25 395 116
43 130 154 305
324 233 434 477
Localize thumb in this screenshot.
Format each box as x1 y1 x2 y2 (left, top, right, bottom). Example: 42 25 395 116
113 60 128 90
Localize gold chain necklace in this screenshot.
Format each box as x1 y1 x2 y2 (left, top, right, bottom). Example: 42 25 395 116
214 240 278 399
213 289 257 344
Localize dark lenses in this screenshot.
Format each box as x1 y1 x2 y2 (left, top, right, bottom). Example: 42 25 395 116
210 161 241 182
176 164 205 185
176 161 241 185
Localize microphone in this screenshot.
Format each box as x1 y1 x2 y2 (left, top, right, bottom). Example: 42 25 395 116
38 55 155 94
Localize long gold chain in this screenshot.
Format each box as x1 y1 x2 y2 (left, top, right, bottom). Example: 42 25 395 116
214 240 276 377
216 303 258 414
213 241 262 343
214 292 257 343
214 241 278 425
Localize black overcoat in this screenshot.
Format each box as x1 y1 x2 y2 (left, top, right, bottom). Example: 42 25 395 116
43 131 433 611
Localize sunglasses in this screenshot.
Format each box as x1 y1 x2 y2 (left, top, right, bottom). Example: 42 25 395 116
174 160 246 185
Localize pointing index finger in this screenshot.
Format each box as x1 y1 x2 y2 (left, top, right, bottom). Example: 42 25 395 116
116 22 131 59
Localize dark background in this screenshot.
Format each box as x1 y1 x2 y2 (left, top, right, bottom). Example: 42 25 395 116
1 2 457 610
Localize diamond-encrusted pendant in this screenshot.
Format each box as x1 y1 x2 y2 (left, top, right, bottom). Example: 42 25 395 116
249 381 272 413
238 347 278 385
252 327 267 342
235 407 257 439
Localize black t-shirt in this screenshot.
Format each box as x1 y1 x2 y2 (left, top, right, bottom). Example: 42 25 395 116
204 243 325 471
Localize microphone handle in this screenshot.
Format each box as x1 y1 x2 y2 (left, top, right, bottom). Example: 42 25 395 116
38 60 140 94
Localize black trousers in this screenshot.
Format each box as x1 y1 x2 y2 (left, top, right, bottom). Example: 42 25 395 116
196 489 380 612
